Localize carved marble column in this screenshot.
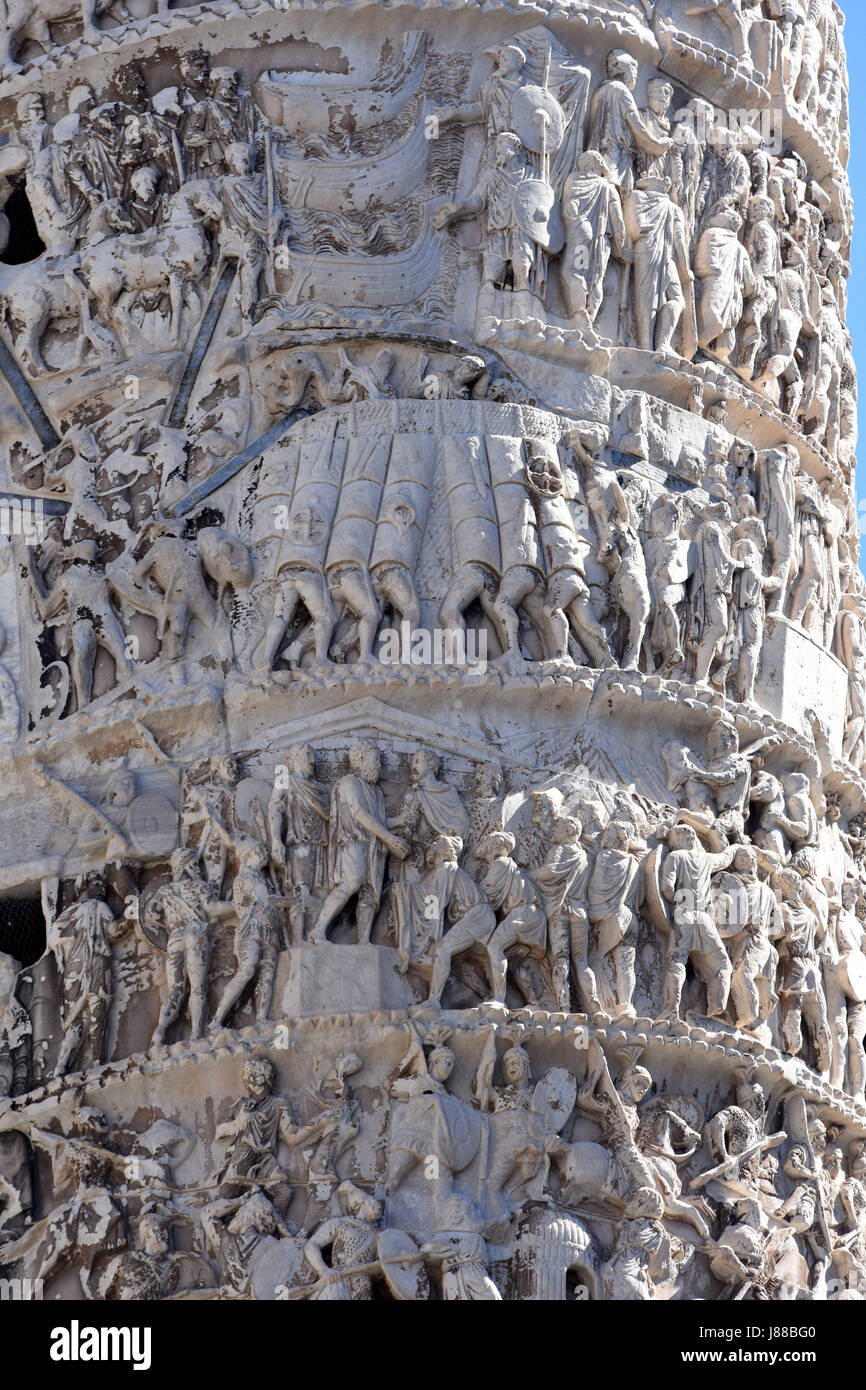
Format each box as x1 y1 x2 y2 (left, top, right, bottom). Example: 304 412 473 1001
0 0 861 1303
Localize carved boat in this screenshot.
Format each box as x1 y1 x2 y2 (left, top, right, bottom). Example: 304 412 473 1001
254 31 428 137
278 208 440 308
273 110 430 215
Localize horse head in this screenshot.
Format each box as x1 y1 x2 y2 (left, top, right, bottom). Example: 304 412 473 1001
89 199 138 240
167 181 223 227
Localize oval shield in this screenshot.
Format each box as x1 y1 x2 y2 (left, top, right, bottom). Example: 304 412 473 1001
437 1095 483 1173
249 1233 311 1301
513 177 564 253
510 85 566 154
377 1228 429 1301
532 1067 577 1134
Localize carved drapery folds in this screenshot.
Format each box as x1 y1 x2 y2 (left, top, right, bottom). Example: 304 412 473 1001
0 0 863 1303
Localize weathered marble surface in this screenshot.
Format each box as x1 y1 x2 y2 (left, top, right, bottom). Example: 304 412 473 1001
0 0 862 1302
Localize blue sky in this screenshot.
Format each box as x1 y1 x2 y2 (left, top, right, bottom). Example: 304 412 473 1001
841 0 865 563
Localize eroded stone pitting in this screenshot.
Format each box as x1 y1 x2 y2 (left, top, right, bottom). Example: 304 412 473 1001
0 0 861 1304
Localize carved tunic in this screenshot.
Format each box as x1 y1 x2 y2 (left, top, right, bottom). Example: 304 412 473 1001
695 221 757 346
441 863 498 941
275 773 329 888
561 169 626 320
661 845 734 954
481 857 546 949
587 848 641 950
438 1233 500 1300
624 185 690 336
219 1094 296 1196
52 900 117 1006
586 79 649 190
603 1216 671 1300
328 774 389 905
394 779 469 848
781 901 823 995
231 866 280 956
151 877 212 950
533 842 590 920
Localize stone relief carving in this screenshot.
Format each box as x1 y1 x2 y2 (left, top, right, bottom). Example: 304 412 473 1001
0 0 860 1307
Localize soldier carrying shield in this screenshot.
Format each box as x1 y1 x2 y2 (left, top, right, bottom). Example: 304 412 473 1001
434 131 558 295
255 432 343 671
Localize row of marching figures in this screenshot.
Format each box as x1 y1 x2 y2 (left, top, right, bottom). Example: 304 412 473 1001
3 726 866 1094
246 415 862 715
20 402 866 787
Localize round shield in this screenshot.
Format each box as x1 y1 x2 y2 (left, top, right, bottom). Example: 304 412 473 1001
532 1067 577 1134
137 872 171 951
645 1093 705 1136
513 177 564 253
249 1233 310 1301
377 1228 429 1301
510 85 566 154
840 950 866 1004
127 793 178 857
234 777 273 839
524 456 564 498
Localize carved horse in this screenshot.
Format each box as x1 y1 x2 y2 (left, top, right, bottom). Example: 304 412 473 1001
79 183 216 350
549 1095 712 1241
1 185 215 372
0 202 135 373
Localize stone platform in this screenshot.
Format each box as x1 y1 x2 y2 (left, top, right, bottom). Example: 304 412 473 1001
280 944 414 1019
